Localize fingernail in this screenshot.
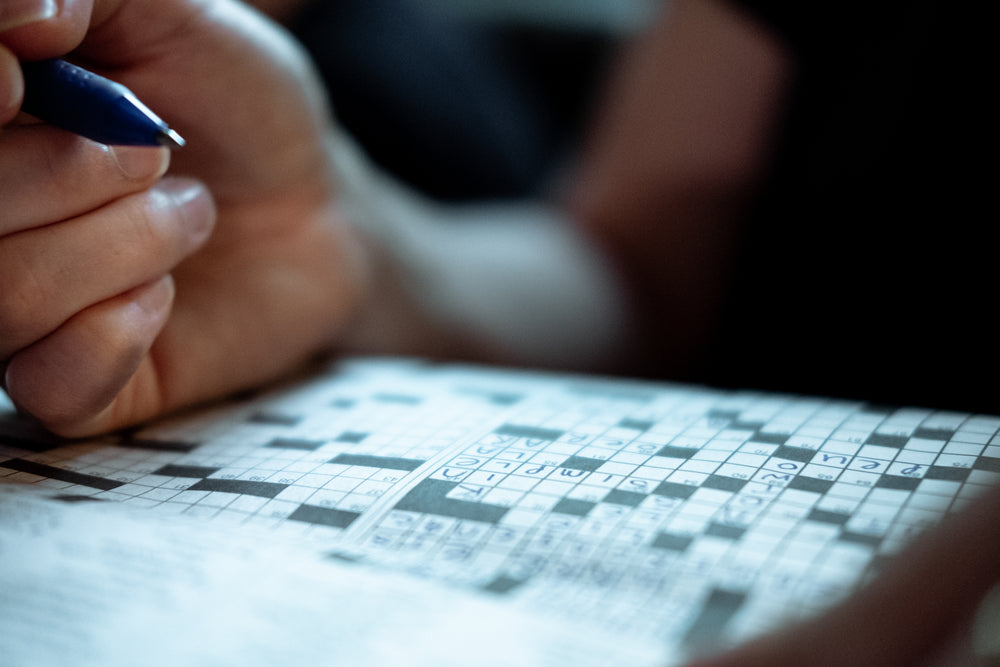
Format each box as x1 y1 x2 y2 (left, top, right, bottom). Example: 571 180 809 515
133 275 175 319
156 177 216 245
110 145 169 181
2 57 24 115
0 0 58 32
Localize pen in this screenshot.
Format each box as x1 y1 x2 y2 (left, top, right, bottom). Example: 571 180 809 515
20 58 185 149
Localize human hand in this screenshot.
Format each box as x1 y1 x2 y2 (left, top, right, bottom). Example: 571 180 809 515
684 482 1000 667
0 0 367 436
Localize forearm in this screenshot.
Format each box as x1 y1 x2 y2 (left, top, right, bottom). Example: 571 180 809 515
566 0 793 373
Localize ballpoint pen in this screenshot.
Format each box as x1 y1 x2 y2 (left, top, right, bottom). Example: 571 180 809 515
19 58 185 149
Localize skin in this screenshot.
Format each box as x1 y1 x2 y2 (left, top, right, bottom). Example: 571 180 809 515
685 482 1000 667
567 3 1000 664
567 0 791 376
0 0 368 437
1 0 607 437
0 0 792 437
2 0 997 663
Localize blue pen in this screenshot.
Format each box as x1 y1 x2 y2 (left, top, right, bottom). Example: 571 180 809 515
20 58 184 149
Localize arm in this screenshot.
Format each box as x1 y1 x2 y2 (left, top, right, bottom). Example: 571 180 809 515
566 0 792 374
329 125 632 371
0 0 629 437
315 0 795 376
564 3 1000 664
688 482 1000 666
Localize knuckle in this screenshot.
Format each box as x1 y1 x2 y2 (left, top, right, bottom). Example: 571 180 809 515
109 190 189 267
0 251 51 352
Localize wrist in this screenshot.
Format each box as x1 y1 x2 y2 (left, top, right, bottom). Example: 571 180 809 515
328 126 634 370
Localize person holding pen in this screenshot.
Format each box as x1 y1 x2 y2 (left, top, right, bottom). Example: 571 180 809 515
1 0 372 438
1 0 997 663
0 0 634 440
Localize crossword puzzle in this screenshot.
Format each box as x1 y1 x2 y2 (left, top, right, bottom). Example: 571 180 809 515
2 358 998 651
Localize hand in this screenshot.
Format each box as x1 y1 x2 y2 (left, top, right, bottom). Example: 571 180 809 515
0 0 368 436
685 482 1000 667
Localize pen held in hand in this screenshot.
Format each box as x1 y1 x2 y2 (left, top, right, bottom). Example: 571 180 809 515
20 58 185 149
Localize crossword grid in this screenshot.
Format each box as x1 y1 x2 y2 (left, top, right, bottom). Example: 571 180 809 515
2 358 999 651
0 361 516 543
324 373 1000 646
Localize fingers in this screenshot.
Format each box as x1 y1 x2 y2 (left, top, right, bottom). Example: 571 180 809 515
686 482 1000 667
0 0 92 59
76 0 335 205
1 0 348 440
0 45 22 123
1 0 91 127
1 0 93 128
0 175 216 436
4 275 175 436
0 0 59 34
0 0 92 126
0 177 215 358
0 123 169 234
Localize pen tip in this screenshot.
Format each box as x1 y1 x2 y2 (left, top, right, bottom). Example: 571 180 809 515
157 128 185 150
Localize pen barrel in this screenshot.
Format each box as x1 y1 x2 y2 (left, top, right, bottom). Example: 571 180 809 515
20 59 171 147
